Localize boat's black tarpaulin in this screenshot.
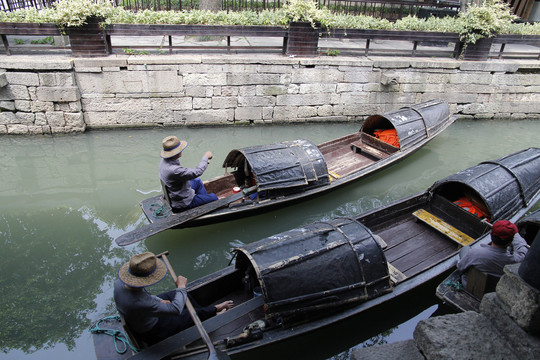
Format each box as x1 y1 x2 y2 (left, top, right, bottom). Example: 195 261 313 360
361 98 452 150
222 139 329 191
234 218 391 325
431 147 540 222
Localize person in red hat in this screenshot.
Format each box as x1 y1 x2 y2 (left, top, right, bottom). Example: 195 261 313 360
159 135 218 212
457 220 529 287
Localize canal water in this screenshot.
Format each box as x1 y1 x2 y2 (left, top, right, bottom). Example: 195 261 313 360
0 119 538 360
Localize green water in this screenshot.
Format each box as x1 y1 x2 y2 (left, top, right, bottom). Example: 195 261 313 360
0 119 538 359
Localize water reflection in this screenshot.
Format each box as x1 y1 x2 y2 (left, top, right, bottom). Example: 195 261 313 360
0 120 539 359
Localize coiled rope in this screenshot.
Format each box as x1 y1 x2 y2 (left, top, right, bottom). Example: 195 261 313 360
149 203 171 218
89 315 139 354
444 280 463 291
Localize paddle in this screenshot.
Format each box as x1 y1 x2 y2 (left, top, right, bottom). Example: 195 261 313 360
157 251 231 360
116 186 257 246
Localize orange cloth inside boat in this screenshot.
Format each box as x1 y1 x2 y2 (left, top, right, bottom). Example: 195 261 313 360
454 197 489 220
373 129 399 147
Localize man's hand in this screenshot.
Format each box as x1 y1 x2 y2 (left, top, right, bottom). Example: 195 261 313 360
175 275 188 289
204 151 213 160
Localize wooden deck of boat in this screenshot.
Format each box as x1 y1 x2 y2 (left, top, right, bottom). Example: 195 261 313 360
377 216 458 279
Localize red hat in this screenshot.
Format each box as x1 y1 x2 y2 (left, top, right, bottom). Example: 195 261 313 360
491 220 518 240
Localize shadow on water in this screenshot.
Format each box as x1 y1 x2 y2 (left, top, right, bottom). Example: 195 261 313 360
0 119 539 359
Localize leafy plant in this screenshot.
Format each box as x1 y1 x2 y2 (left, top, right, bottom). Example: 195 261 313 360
52 0 115 27
455 0 518 45
31 36 55 45
326 49 340 56
122 48 150 55
14 38 26 44
283 0 323 26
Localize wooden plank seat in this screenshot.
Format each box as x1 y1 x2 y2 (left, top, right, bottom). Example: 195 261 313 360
350 141 388 160
412 209 475 247
388 263 407 285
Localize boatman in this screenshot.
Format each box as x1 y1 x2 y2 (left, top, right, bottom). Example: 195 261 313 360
159 135 218 213
114 252 233 346
457 220 529 287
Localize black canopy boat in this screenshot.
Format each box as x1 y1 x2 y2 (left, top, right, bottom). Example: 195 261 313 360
116 98 456 246
435 208 540 313
95 148 540 359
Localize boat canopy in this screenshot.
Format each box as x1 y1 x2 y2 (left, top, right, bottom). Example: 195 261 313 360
430 147 540 222
234 217 391 325
222 139 329 192
361 98 451 150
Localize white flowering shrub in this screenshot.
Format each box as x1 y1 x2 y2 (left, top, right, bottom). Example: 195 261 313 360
0 0 538 38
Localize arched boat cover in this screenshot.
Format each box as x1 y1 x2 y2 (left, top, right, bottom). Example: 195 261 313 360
222 139 329 191
430 147 540 222
361 98 451 150
234 217 391 324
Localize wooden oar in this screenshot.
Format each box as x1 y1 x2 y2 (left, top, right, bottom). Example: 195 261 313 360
116 186 257 246
157 251 231 360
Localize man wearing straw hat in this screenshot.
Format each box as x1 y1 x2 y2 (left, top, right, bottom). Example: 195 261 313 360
114 252 233 345
159 135 218 213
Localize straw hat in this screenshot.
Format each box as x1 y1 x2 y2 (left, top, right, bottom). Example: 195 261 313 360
118 252 168 288
161 136 188 159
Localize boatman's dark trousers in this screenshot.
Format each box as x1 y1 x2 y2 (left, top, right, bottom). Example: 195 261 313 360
141 290 216 345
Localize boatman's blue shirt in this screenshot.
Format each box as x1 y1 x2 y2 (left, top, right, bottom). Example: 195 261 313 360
113 278 187 335
159 156 209 209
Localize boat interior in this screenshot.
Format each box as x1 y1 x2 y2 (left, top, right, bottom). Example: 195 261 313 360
159 183 493 357
203 123 400 201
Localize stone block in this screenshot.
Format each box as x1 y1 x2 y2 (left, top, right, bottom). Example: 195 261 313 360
193 97 211 110
73 59 127 68
36 87 80 102
77 71 183 94
449 73 492 85
5 72 39 86
16 112 34 125
299 83 337 94
0 111 18 125
46 112 66 127
0 124 6 134
150 98 192 111
351 340 423 360
459 62 520 73
212 96 238 109
276 93 330 106
0 85 30 100
480 293 540 359
31 100 55 113
235 107 262 121
227 73 281 86
273 106 299 120
257 64 292 74
28 125 44 135
494 264 540 334
291 68 344 84
84 112 117 127
35 113 47 126
414 311 518 360
184 109 233 124
39 73 75 87
0 72 7 88
6 124 29 134
298 105 318 118
238 96 274 107
183 73 227 86
65 112 84 127
0 100 15 111
14 100 31 112
256 85 288 96
185 86 208 97
336 83 364 93
0 59 73 71
81 97 152 112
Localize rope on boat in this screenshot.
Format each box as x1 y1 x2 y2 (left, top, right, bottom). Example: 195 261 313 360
89 315 139 354
444 280 463 291
149 203 171 218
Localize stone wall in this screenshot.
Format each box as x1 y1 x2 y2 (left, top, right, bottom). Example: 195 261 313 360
1 55 539 135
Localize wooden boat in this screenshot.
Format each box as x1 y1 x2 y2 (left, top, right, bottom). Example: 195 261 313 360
116 98 455 246
96 147 540 359
436 208 540 313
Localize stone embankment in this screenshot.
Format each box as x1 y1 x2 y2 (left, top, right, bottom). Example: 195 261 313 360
352 263 540 360
0 55 539 135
